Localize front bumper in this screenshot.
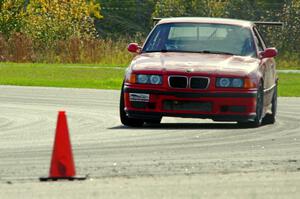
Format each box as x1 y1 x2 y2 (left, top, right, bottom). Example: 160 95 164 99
124 87 257 122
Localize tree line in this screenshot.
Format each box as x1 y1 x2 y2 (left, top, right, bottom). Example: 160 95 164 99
97 0 300 52
0 0 299 64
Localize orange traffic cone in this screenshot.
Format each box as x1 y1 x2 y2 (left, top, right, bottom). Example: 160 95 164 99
40 111 86 181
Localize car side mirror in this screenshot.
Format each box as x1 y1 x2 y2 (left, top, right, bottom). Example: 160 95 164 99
127 43 141 53
260 48 278 59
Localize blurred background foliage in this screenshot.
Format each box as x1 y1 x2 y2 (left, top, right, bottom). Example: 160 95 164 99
0 0 299 67
24 0 102 42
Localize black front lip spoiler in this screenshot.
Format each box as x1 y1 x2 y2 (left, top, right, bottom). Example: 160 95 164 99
126 110 256 122
124 87 257 98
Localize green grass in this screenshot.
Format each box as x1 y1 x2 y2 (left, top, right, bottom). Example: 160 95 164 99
0 62 128 68
0 63 126 90
278 73 300 97
0 63 299 96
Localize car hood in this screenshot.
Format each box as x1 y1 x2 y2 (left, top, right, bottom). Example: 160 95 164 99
131 52 260 76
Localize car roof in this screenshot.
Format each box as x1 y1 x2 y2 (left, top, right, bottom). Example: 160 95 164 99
157 17 253 28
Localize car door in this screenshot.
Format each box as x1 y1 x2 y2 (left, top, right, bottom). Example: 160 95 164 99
253 27 276 106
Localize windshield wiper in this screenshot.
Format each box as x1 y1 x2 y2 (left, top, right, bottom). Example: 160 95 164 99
200 50 237 55
145 49 169 53
144 50 237 55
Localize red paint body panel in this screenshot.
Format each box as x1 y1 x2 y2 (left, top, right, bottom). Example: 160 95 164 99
124 90 256 115
131 52 259 77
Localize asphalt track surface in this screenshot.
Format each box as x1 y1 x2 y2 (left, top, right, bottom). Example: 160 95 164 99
0 86 299 199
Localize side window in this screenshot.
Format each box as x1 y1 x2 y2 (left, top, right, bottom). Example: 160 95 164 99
253 27 266 52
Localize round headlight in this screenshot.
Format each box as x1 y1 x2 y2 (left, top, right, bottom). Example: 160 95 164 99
150 75 161 85
219 78 230 87
137 74 148 84
232 78 243 88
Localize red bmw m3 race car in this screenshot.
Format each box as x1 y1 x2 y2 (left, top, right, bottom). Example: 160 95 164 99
120 17 279 127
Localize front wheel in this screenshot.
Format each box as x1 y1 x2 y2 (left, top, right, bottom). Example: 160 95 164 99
119 84 144 127
238 83 264 128
263 84 277 124
251 83 264 127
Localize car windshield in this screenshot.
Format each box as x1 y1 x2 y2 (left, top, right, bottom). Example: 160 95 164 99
143 23 256 57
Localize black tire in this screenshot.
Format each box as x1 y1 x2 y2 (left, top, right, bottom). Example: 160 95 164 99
145 117 162 125
263 84 277 124
252 83 264 127
119 84 144 127
238 83 264 128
